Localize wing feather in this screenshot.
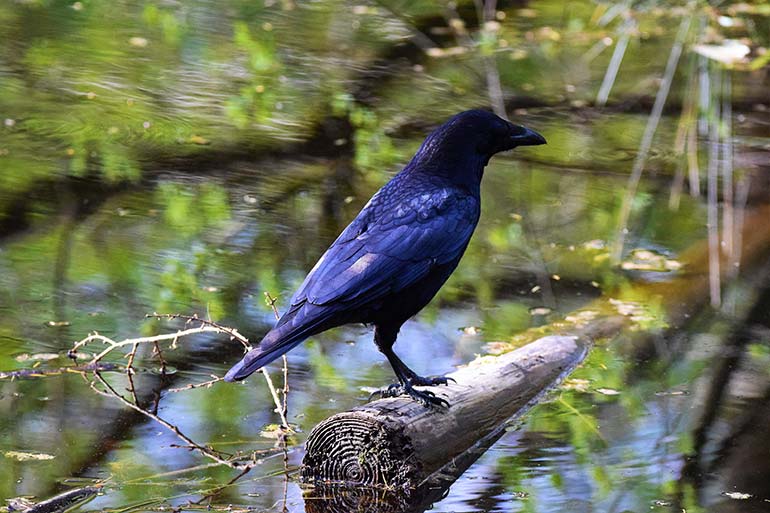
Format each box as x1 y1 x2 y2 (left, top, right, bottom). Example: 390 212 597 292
290 188 479 310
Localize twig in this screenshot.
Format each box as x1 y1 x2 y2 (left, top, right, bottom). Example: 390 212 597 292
153 342 168 374
125 342 140 371
265 291 291 513
265 292 281 319
261 367 290 430
263 292 291 433
57 314 295 481
168 375 222 393
125 342 140 404
89 371 246 468
195 464 254 508
282 354 289 425
147 313 251 349
71 327 231 365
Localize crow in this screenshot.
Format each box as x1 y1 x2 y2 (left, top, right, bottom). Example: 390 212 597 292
225 109 546 406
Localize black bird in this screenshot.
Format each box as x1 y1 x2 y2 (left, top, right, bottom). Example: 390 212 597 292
225 110 546 406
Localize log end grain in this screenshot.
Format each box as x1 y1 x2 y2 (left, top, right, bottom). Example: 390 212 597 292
301 411 417 488
301 335 589 489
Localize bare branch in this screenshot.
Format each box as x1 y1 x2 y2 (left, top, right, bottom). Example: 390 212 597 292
71 327 228 365
89 371 253 469
147 313 251 349
168 375 223 393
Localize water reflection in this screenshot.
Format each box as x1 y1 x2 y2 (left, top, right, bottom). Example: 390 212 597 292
2 0 770 511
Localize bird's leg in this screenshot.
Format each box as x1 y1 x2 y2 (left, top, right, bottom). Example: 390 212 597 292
385 350 456 387
371 327 452 408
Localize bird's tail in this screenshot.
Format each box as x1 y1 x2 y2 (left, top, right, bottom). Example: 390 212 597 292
223 332 303 382
223 306 331 382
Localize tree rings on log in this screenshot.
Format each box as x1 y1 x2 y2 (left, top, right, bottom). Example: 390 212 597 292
301 335 589 489
302 412 415 488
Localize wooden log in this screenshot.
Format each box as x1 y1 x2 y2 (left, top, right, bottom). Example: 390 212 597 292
301 335 589 489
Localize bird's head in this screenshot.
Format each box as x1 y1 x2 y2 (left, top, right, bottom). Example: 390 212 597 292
410 110 546 185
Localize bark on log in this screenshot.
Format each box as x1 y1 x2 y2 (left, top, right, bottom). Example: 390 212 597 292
301 335 589 489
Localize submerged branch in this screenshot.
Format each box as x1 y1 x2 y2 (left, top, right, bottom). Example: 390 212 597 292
0 362 120 380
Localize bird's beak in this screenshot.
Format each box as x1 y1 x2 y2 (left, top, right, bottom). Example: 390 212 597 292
509 125 546 147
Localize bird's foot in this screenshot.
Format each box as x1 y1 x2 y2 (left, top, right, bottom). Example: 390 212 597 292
370 380 450 408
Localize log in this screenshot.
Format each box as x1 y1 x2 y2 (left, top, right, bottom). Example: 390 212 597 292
301 335 589 490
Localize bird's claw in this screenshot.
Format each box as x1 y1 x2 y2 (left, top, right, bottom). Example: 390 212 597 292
411 386 450 408
370 381 450 408
368 383 401 401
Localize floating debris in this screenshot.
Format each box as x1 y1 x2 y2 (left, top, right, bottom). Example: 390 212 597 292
187 135 211 145
721 491 752 500
15 353 60 363
426 47 468 58
655 389 689 397
610 298 641 316
45 321 71 327
7 484 102 513
129 36 149 48
260 424 285 439
693 40 750 65
564 310 598 326
608 298 664 330
529 307 552 316
621 249 682 272
4 451 55 461
562 378 590 392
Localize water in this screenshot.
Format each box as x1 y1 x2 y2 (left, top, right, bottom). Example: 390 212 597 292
1 1 770 512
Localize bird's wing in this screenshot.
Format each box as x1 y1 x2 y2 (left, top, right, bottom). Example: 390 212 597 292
289 188 479 310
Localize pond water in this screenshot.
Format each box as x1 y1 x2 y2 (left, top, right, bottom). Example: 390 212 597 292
1 1 769 512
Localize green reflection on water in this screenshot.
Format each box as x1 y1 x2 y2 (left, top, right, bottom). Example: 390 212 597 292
0 0 769 511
